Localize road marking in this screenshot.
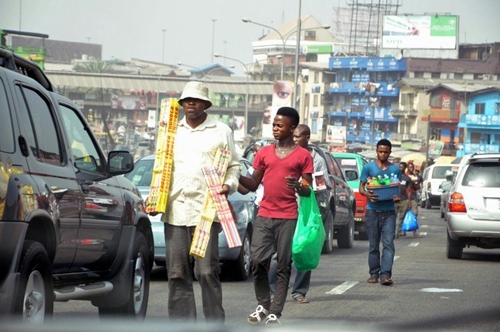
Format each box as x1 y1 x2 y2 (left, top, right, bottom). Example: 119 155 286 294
326 281 359 295
418 232 427 236
394 255 400 261
409 242 419 247
420 288 463 293
421 225 428 228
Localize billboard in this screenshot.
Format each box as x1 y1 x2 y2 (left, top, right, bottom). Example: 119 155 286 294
382 15 458 50
261 80 294 138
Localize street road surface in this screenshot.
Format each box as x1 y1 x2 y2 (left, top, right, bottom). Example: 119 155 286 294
17 207 500 331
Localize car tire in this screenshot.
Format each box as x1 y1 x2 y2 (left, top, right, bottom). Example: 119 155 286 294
440 207 444 218
14 240 54 323
446 231 463 259
337 211 354 249
322 209 334 254
99 232 150 319
227 231 252 281
425 196 432 209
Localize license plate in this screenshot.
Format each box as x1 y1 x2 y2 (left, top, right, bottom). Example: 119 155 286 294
485 198 500 210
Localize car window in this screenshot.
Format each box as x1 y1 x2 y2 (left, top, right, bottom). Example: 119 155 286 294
124 158 154 186
325 153 343 178
15 85 62 164
0 78 14 153
462 163 500 188
432 166 452 179
59 103 104 173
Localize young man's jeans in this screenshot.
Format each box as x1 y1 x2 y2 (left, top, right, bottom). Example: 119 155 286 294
164 222 224 322
366 209 396 279
251 216 296 318
269 258 311 298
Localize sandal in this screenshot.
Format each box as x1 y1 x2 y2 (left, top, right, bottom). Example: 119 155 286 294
367 276 378 283
380 277 393 286
293 295 309 304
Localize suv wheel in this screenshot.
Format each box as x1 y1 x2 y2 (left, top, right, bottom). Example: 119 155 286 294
14 241 54 322
446 231 463 259
322 209 334 254
99 232 150 318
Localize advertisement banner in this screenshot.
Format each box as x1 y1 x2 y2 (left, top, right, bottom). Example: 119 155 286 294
382 15 458 49
147 110 156 128
326 125 346 145
262 80 294 138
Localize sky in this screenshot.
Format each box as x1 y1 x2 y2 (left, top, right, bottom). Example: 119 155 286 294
1 0 499 75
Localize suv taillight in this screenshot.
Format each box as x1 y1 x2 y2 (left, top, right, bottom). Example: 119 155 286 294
448 192 467 213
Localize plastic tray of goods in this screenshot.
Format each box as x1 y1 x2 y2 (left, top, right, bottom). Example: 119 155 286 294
366 183 400 201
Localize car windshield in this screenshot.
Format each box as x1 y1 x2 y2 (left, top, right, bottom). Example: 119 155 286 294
124 158 154 187
462 162 500 188
431 166 452 179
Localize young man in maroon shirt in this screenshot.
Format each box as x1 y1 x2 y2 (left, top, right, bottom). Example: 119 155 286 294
239 107 313 326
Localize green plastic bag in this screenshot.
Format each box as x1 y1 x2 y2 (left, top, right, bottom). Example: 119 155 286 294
292 189 326 272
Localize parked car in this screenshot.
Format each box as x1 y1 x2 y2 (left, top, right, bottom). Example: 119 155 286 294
439 171 454 219
420 163 457 209
0 49 153 322
446 153 500 259
310 146 356 251
124 154 255 281
331 152 369 240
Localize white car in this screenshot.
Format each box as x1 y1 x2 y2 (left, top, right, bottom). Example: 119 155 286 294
420 163 458 209
446 153 500 259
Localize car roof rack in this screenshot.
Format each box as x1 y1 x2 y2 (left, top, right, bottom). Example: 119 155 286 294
0 47 53 91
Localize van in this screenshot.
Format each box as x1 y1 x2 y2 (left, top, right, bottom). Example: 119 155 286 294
420 163 458 209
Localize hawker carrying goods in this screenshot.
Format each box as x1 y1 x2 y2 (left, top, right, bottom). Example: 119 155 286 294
145 98 179 214
190 148 242 258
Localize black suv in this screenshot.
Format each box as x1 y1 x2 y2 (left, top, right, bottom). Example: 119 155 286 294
0 49 153 322
310 145 356 252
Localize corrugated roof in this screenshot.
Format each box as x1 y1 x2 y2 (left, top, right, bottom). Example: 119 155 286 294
45 72 273 95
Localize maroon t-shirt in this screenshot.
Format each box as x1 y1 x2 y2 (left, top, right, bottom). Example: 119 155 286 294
253 143 314 219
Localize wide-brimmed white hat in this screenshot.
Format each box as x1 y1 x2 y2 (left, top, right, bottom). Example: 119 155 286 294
178 81 212 109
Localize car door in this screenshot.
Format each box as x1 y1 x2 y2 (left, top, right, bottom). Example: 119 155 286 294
13 82 83 273
57 99 125 273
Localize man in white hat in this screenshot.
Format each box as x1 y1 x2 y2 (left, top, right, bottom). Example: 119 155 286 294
162 81 240 322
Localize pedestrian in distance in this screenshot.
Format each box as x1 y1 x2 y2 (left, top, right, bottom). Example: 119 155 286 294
239 107 314 326
359 139 401 286
155 81 241 323
268 124 331 304
396 161 419 237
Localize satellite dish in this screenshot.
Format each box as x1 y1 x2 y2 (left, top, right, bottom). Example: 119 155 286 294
394 52 403 60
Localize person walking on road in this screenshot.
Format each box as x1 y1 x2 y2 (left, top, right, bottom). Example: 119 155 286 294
268 124 331 304
359 139 401 286
396 161 419 237
159 81 240 323
239 107 313 326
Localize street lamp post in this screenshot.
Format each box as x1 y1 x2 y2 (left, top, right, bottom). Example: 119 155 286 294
161 29 166 63
242 17 285 80
211 19 217 63
292 0 302 109
214 53 249 135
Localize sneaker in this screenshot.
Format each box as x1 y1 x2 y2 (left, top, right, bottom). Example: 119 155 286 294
265 314 281 326
247 305 268 325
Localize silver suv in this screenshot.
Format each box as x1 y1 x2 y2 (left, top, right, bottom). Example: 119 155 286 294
446 153 500 259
